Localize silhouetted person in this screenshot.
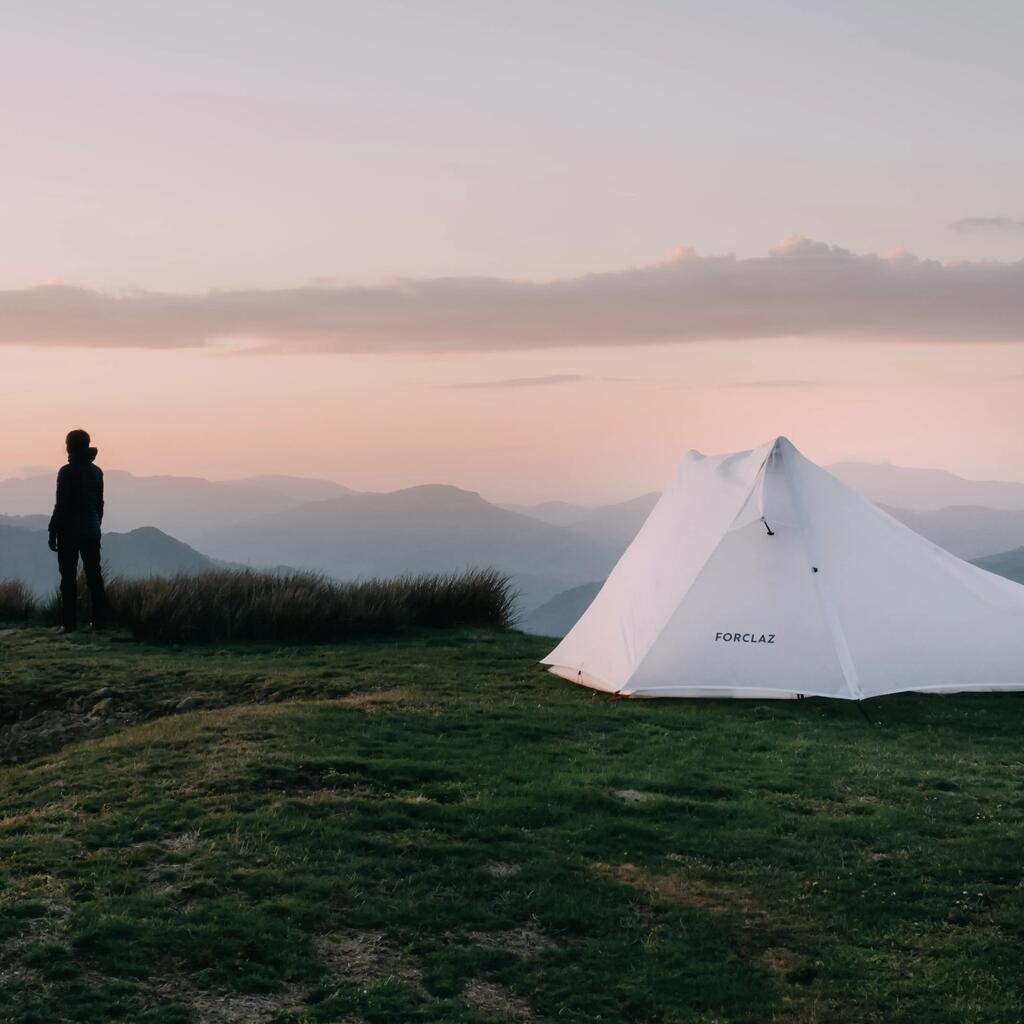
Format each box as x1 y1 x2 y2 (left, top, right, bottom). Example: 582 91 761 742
48 429 107 633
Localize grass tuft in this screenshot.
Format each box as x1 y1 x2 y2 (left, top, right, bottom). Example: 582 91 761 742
0 579 37 622
28 567 516 643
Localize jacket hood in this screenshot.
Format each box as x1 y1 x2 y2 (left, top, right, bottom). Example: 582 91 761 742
68 447 98 464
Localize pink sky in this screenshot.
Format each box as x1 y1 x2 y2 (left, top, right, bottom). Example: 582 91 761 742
4 331 1023 504
3 4 1023 499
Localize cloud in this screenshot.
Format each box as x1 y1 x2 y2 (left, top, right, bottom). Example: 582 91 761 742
949 216 1024 234
439 374 638 390
440 374 589 390
719 378 833 389
3 238 1024 352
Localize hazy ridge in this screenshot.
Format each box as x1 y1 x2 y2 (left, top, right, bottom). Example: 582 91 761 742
0 523 214 596
3 461 1024 620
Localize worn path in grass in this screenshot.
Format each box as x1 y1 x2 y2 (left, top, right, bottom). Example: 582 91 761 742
1 627 1023 1024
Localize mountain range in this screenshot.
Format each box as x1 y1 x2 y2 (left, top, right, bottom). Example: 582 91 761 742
2 460 1024 620
973 548 1024 585
878 506 1024 560
196 484 620 610
0 523 214 597
827 463 1024 512
516 496 1024 564
0 472 352 540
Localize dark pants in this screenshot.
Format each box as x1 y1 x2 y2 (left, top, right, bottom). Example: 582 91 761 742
57 535 107 630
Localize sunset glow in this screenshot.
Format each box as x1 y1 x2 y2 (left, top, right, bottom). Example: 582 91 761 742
5 334 1024 502
3 2 1023 498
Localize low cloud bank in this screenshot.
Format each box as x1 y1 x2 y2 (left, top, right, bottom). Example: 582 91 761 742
3 237 1023 352
439 374 589 390
439 374 638 389
949 216 1024 235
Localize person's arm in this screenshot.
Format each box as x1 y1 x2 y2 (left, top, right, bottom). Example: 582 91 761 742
96 469 104 527
48 468 66 550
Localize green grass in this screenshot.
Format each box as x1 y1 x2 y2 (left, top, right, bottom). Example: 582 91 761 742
1 627 1023 1023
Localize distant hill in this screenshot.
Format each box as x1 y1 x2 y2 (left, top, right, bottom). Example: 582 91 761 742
0 470 353 540
0 524 215 596
230 475 355 502
519 581 602 637
972 547 1024 585
503 500 592 527
572 493 660 548
512 493 660 549
513 463 1024 546
0 514 49 531
197 484 621 611
883 505 1024 559
513 461 1024 556
829 463 1024 511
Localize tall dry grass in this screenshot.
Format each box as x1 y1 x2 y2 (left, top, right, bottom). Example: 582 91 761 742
20 567 515 643
0 580 36 622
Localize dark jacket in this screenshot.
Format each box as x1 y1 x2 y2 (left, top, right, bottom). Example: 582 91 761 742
48 448 104 540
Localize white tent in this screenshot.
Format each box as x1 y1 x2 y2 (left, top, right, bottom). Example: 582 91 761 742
543 437 1024 700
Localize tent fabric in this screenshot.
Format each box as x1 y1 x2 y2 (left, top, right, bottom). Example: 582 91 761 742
543 437 1024 699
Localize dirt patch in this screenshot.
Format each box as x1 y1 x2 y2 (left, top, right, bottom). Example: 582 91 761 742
283 788 434 807
0 800 81 828
759 946 805 975
138 972 307 1024
334 689 413 709
486 861 521 879
0 891 70 991
161 830 203 852
759 947 820 985
132 830 205 855
467 924 559 956
611 788 658 803
462 979 537 1022
0 961 43 988
745 996 838 1024
316 930 424 991
592 861 765 919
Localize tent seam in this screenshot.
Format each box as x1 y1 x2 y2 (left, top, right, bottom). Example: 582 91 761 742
779 443 864 700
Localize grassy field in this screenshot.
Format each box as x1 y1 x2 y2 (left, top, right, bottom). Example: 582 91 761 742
1 627 1023 1023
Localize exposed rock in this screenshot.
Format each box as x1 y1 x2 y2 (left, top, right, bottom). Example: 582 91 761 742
0 704 140 764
